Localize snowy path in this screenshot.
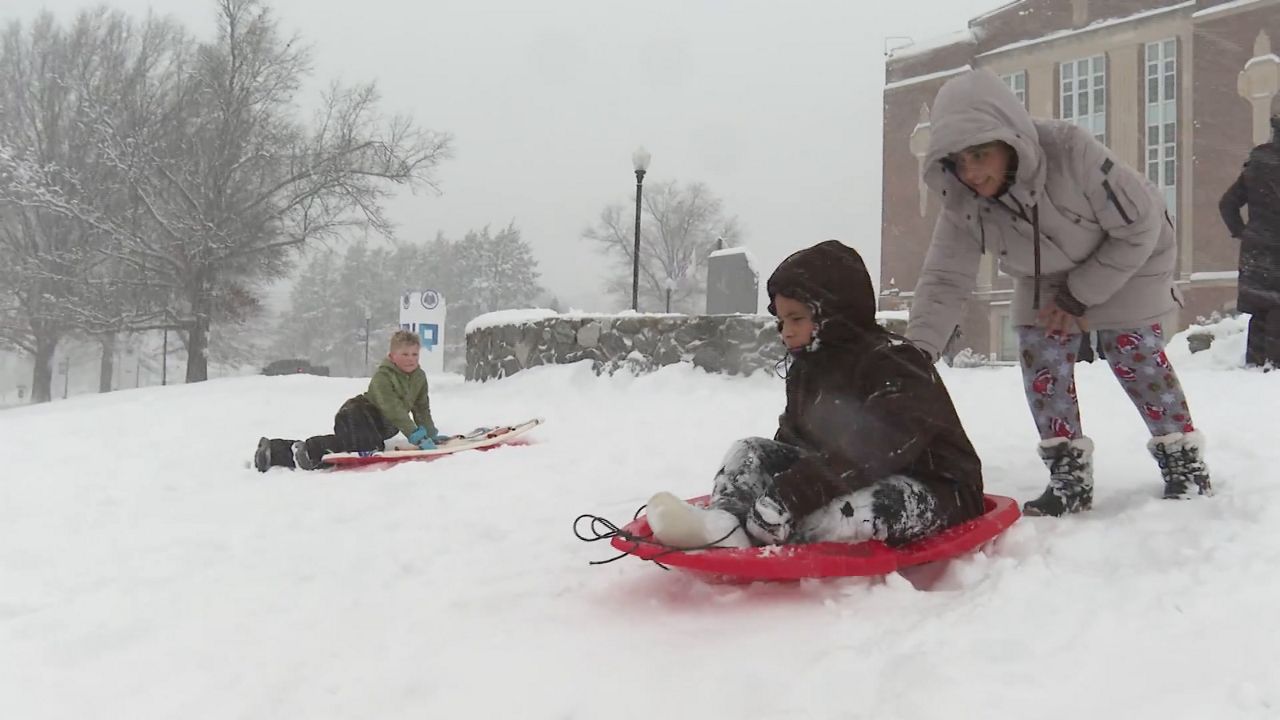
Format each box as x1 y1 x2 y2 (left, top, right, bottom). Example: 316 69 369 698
2 346 1277 719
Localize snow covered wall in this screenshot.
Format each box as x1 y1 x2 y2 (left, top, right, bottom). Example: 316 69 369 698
465 311 912 381
465 312 786 380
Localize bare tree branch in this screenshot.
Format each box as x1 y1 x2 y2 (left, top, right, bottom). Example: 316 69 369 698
582 179 743 311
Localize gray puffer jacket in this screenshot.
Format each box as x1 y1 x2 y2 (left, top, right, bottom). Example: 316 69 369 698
906 69 1181 359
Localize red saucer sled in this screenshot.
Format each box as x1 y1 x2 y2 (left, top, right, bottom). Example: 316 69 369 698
610 494 1020 582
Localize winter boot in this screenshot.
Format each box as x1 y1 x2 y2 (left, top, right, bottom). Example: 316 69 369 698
1024 436 1094 517
292 440 323 471
645 491 752 549
254 437 298 472
1148 430 1213 499
745 495 793 545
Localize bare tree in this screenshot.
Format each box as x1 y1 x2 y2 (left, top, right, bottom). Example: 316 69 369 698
66 12 191 392
98 0 452 382
275 222 544 375
0 11 147 401
583 179 742 312
0 10 207 399
1 0 452 390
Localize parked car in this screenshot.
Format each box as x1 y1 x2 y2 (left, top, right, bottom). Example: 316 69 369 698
261 359 330 376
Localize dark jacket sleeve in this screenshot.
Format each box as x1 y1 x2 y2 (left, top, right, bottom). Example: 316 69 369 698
774 398 803 446
771 344 951 518
774 362 811 447
1219 166 1248 239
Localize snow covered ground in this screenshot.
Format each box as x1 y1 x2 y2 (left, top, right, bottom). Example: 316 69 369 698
2 329 1278 719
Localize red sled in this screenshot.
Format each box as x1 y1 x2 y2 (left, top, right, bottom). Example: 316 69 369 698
609 494 1020 582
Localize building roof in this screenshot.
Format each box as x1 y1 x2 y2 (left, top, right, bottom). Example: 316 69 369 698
885 28 979 61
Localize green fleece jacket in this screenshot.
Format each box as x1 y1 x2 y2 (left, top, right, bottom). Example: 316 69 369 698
363 359 435 438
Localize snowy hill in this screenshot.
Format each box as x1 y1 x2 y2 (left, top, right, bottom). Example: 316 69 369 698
2 338 1278 719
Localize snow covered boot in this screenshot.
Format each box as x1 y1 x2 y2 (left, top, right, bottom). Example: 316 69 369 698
745 495 793 545
645 491 752 549
1148 430 1213 499
1024 436 1094 517
291 440 323 471
255 437 297 472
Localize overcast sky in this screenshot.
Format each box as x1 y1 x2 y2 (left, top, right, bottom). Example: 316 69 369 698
7 0 1012 312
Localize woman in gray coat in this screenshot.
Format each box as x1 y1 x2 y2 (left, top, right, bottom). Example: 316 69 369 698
906 69 1212 516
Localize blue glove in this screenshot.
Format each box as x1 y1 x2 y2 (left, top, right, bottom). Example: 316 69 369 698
416 436 437 450
431 430 452 443
407 426 429 445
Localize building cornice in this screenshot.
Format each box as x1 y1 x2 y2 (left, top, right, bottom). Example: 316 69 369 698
977 1 1196 59
1192 0 1280 22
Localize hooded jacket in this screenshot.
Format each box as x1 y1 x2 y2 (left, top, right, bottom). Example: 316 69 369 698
907 69 1181 359
766 240 985 529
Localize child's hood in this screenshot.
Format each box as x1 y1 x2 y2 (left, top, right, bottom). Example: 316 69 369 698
922 69 1046 208
766 240 878 346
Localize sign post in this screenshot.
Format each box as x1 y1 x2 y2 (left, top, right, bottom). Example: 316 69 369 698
399 290 447 376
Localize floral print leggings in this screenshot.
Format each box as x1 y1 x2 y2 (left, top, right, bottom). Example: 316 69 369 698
1016 323 1196 440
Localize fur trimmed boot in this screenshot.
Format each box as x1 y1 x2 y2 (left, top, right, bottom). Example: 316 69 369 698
645 491 752 549
745 495 793 545
1024 436 1095 517
1148 430 1213 499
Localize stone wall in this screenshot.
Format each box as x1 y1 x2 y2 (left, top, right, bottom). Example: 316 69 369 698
465 312 910 381
466 314 786 381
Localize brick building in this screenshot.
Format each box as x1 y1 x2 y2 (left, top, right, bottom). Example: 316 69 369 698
881 0 1280 361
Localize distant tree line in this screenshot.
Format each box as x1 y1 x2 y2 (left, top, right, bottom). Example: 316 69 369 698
278 223 543 376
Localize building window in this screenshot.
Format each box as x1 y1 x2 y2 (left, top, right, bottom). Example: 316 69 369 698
1060 55 1107 144
1001 71 1027 108
1146 39 1177 222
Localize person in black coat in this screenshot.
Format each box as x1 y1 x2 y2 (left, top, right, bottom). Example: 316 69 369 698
1220 114 1280 368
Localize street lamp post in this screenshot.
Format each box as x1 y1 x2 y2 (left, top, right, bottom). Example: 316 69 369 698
161 327 168 386
664 277 678 313
631 147 651 311
364 309 372 369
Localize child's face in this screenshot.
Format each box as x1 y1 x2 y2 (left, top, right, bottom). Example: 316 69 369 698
774 295 816 351
951 141 1013 198
388 343 421 373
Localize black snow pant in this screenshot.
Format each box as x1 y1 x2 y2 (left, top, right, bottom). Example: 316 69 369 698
262 395 395 470
1246 310 1280 368
710 437 947 546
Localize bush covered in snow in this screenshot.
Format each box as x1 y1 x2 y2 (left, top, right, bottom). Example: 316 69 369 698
1165 312 1250 371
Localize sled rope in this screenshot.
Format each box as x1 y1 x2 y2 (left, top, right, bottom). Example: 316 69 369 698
573 507 746 570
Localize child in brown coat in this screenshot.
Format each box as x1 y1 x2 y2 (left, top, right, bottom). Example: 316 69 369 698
647 240 985 548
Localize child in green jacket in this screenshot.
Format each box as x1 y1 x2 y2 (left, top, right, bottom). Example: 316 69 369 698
254 330 448 471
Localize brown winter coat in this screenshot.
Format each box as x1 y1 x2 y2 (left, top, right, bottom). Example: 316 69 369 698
907 69 1182 359
766 241 985 527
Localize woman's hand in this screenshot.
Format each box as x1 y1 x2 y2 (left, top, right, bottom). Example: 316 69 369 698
1037 300 1089 335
